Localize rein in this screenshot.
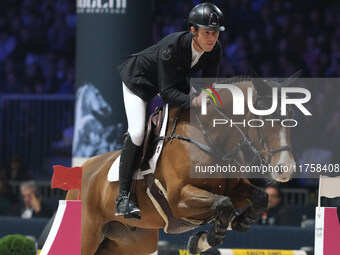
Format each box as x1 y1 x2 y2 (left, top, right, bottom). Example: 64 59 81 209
158 94 291 167
157 106 260 167
158 108 221 156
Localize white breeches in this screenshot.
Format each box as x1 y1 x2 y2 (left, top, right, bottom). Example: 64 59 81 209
122 82 147 146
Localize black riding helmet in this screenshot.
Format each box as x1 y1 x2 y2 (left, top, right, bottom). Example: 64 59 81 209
188 2 225 32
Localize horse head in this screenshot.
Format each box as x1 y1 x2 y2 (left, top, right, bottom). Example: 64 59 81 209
76 83 112 118
205 72 300 182
248 72 301 182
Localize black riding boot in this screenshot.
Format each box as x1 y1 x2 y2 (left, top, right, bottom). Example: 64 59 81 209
115 134 141 219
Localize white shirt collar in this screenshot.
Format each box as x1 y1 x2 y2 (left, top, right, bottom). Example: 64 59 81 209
191 41 204 68
21 208 34 219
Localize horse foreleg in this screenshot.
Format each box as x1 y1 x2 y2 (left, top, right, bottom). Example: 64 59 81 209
205 196 236 249
230 179 268 232
188 197 236 254
175 184 235 219
79 208 107 255
65 190 104 255
176 185 235 254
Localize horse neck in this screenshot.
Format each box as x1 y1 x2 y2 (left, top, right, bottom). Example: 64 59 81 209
166 81 254 151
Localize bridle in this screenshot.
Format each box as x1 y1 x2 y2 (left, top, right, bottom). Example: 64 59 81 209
207 95 292 167
251 93 293 162
158 91 292 168
254 114 292 166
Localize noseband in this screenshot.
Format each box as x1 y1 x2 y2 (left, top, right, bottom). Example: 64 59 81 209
253 115 291 165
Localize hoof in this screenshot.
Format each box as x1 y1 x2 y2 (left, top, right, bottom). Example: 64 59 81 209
187 231 205 255
213 197 235 225
206 215 229 247
231 218 250 232
231 212 257 232
207 231 225 247
251 188 269 211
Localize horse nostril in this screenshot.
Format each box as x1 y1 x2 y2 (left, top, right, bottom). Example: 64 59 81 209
273 164 291 182
281 177 288 182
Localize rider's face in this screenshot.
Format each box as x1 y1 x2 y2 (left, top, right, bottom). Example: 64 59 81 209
191 27 219 53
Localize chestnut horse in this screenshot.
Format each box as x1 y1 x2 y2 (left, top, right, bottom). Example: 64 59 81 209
66 77 297 255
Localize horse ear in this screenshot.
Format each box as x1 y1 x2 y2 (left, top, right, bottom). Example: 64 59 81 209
281 70 302 87
250 68 271 96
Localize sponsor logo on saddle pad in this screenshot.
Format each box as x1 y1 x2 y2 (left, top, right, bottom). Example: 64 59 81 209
108 104 169 182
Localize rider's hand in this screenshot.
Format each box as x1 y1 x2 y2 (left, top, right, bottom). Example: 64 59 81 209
191 96 200 107
191 91 210 107
31 192 42 213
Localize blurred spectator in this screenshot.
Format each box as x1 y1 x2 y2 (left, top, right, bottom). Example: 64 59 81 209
4 71 22 93
0 0 339 95
0 31 17 62
257 184 283 225
57 66 74 94
10 180 53 219
256 184 316 226
0 155 29 182
0 0 75 94
23 61 43 92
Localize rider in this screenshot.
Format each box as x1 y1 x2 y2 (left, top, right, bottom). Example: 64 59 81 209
115 2 225 219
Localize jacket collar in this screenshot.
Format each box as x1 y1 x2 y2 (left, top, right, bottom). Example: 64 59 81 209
181 31 194 70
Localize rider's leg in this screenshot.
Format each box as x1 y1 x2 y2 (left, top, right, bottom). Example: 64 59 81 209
115 83 147 219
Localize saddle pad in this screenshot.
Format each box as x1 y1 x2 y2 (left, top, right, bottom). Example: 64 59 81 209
108 104 169 182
